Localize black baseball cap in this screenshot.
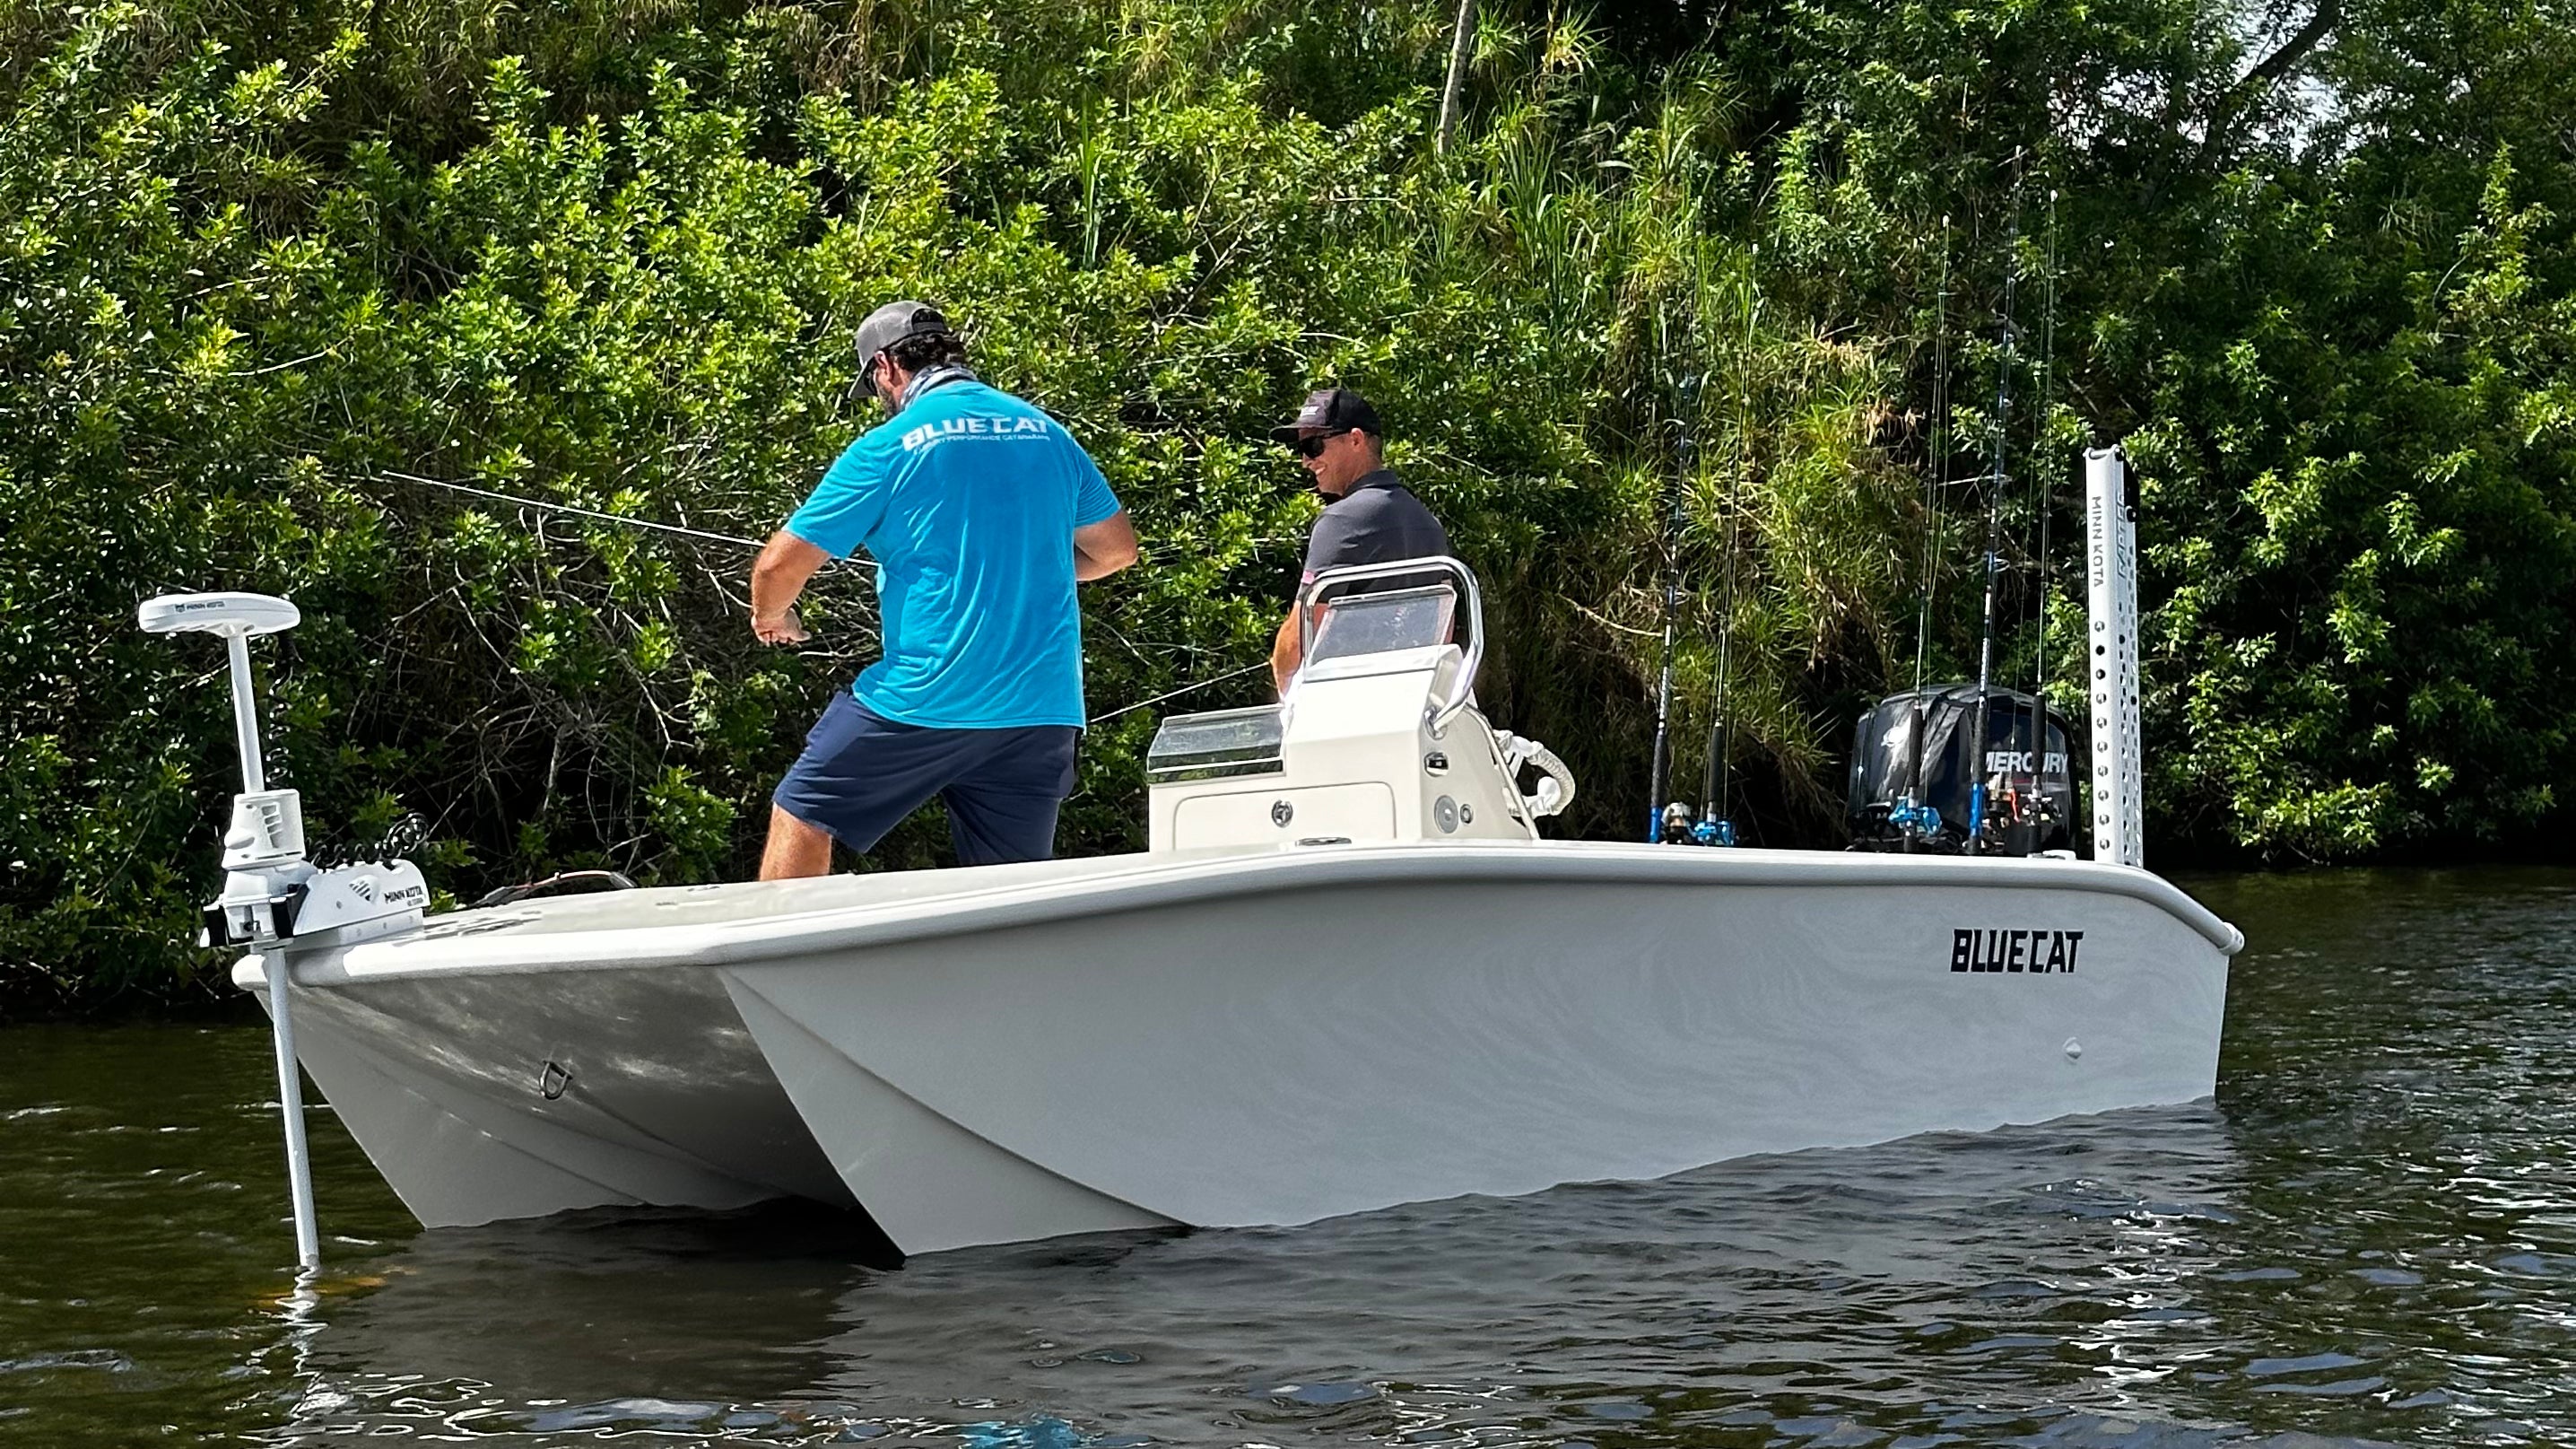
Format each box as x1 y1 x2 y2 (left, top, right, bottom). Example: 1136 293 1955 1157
1269 387 1383 444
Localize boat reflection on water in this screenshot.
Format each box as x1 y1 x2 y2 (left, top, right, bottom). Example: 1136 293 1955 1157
281 1103 2269 1447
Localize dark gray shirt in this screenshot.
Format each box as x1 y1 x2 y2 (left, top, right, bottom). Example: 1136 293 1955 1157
1301 470 1449 593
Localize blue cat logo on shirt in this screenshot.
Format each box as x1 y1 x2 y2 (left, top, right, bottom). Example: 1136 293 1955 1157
899 415 1051 451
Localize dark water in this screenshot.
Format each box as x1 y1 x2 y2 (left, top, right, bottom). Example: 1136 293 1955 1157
6 869 2576 1447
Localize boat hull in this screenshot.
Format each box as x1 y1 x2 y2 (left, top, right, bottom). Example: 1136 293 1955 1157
250 962 856 1226
241 844 2236 1255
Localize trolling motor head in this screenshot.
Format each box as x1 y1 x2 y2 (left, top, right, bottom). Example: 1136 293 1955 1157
138 591 427 950
137 592 302 639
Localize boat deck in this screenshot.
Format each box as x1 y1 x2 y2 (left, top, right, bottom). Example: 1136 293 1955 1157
418 852 1153 940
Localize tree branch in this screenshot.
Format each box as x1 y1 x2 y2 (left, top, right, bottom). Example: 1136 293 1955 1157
1437 0 1477 154
2192 0 2340 169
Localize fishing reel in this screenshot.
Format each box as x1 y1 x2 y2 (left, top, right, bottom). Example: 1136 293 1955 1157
1658 801 1737 847
1884 798 1944 842
1846 797 1956 853
1971 772 2065 857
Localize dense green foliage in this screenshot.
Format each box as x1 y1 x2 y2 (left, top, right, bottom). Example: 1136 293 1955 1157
3 0 2569 1008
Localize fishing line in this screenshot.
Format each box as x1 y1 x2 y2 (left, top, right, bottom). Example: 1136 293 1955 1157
378 469 1254 726
1087 662 1271 723
381 471 778 552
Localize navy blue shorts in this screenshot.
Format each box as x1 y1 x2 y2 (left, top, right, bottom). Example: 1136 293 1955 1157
774 693 1080 866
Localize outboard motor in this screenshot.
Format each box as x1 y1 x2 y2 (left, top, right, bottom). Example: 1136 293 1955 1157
1846 684 2074 855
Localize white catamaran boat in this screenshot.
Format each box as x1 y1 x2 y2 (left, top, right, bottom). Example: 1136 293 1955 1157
146 448 2238 1263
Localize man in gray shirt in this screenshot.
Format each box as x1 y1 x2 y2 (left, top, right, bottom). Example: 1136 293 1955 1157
1267 387 1451 692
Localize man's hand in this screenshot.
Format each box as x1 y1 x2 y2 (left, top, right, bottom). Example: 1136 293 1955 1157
753 609 809 645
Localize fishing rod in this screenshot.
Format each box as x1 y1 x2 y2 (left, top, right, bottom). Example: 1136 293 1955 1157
379 470 1259 726
1694 372 1731 845
1968 158 2025 857
1900 217 1955 851
1914 223 1950 704
1646 408 1687 844
2025 188 2063 833
1694 272 1754 849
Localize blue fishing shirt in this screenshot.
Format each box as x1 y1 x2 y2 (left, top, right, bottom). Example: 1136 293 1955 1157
787 379 1121 729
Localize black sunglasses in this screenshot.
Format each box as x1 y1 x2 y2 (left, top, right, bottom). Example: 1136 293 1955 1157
1292 429 1353 458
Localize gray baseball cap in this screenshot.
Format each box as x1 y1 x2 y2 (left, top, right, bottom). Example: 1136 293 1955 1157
854 300 954 396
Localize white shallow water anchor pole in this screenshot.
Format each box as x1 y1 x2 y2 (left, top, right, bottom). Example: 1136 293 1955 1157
137 592 322 1271
2084 447 2145 869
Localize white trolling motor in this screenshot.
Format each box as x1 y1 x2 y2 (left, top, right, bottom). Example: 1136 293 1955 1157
138 591 430 1270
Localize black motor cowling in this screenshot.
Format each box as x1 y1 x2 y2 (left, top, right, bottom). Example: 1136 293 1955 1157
1846 684 2075 855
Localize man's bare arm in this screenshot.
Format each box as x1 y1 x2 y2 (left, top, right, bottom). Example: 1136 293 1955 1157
1271 598 1330 695
1270 608 1302 695
750 531 831 644
1074 509 1140 581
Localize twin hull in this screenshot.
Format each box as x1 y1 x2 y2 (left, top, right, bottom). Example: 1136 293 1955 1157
239 843 2240 1256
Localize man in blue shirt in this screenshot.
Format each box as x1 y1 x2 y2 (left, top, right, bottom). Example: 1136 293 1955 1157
749 301 1138 878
